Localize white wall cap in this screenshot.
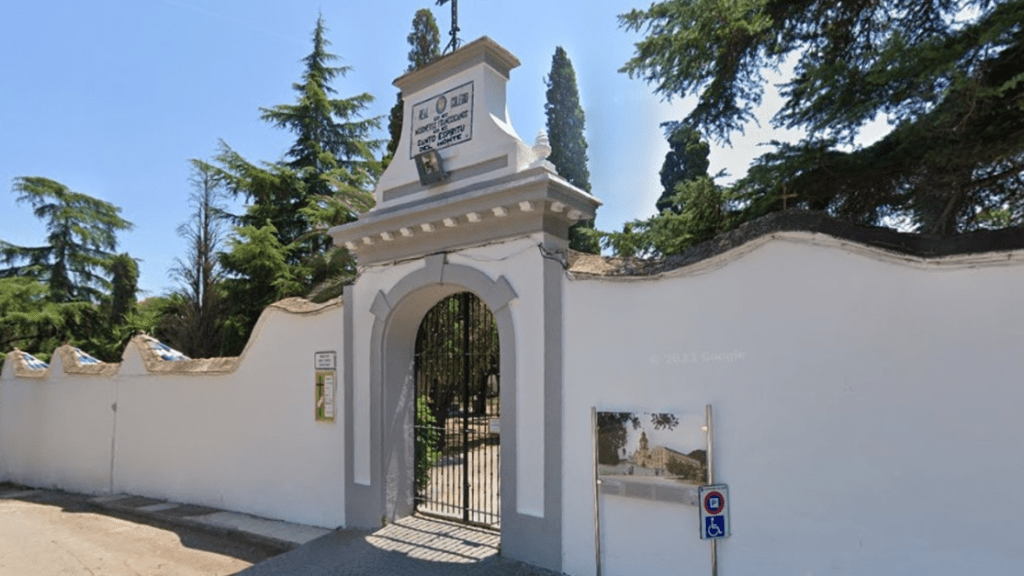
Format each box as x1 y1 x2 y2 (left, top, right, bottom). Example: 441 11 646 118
372 37 543 213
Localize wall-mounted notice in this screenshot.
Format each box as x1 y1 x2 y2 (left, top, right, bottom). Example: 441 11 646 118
595 411 707 506
315 370 336 422
314 351 336 370
410 81 474 157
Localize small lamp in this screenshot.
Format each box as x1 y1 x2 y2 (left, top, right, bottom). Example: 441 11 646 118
414 149 448 186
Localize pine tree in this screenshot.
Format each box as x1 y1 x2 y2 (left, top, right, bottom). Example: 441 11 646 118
215 12 381 269
208 14 383 353
601 177 733 257
384 9 442 166
620 0 1024 234
0 277 92 362
0 177 136 360
255 12 381 252
219 224 301 355
407 9 442 71
1 177 133 303
544 46 599 253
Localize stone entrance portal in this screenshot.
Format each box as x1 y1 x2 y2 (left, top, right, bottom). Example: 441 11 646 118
413 292 500 528
332 37 600 572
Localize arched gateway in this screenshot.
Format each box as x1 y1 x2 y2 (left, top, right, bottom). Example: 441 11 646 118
414 291 501 527
357 255 517 533
329 37 599 572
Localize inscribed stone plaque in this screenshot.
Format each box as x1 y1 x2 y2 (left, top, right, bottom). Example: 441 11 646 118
410 81 474 157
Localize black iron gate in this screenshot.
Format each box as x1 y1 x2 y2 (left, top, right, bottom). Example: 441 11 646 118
413 291 500 527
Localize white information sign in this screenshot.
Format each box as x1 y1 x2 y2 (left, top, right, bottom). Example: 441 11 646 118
698 484 730 540
410 82 474 157
314 351 336 370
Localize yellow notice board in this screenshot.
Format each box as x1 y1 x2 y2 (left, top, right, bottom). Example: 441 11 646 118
315 370 336 422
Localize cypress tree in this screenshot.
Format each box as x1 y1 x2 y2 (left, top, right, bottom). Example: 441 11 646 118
656 122 711 213
544 46 598 253
385 9 442 166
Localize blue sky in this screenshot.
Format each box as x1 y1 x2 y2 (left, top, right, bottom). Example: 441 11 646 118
2 0 810 296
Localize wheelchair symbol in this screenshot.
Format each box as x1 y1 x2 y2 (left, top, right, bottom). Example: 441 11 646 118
704 515 726 538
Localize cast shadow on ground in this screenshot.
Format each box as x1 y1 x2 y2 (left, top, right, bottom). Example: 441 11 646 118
0 482 286 565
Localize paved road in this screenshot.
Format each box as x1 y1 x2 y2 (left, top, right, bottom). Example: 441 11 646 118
0 485 281 576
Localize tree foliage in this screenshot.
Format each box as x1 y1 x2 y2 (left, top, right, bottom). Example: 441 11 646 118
0 277 92 360
415 396 442 495
207 14 381 354
250 13 381 253
596 412 680 465
385 9 442 165
106 253 138 328
0 177 136 361
597 122 726 257
602 178 735 257
544 46 600 253
407 9 442 71
657 122 711 212
546 47 592 193
219 223 302 355
620 0 1024 234
261 15 382 179
161 161 230 358
1 177 133 303
215 13 380 263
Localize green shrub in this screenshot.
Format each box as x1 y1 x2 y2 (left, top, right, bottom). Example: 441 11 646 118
415 396 442 494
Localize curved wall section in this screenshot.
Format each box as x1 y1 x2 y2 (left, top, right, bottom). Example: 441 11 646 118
561 235 1024 576
0 298 346 529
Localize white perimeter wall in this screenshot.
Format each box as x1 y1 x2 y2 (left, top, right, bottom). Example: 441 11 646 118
562 234 1024 576
0 303 346 529
0 375 115 495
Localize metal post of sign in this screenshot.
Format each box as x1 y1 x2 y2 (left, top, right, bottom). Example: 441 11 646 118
706 404 718 576
592 407 603 576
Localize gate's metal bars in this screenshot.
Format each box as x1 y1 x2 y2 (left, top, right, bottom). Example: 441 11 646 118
413 292 500 528
461 292 471 522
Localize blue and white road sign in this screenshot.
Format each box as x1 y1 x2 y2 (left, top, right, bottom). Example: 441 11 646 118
704 515 726 538
698 484 730 540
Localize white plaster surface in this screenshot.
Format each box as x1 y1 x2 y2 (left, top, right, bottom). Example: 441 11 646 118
0 374 115 495
374 40 527 211
0 303 346 529
4 226 1022 575
351 259 426 486
561 236 1024 575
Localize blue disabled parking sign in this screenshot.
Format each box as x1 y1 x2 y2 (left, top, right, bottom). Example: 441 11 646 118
704 515 726 538
698 484 730 540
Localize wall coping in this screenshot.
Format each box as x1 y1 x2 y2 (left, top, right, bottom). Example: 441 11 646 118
0 296 343 380
567 210 1024 279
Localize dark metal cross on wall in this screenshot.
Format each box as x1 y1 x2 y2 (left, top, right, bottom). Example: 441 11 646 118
436 0 460 54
